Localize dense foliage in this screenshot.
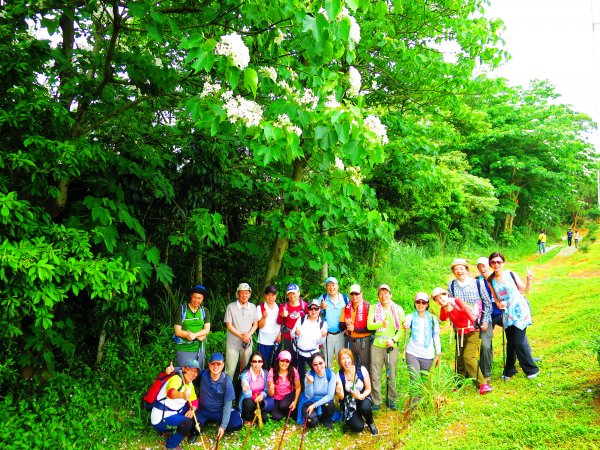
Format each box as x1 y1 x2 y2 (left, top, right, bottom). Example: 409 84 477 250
0 4 597 446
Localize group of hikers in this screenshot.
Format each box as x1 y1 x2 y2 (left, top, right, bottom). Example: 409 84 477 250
537 227 581 253
148 252 540 450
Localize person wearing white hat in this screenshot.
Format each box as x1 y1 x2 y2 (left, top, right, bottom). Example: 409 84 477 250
367 284 405 411
447 258 493 381
339 284 372 371
224 283 258 380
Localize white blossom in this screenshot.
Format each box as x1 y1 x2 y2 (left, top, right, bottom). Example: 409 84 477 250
223 95 263 127
214 32 250 69
364 115 389 145
324 93 341 109
347 66 361 98
334 157 345 171
339 8 361 43
274 29 285 45
200 80 222 98
277 80 293 94
259 66 278 82
319 7 330 21
274 113 302 136
297 88 319 109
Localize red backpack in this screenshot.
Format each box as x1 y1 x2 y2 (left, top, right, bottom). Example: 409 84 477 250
142 369 184 411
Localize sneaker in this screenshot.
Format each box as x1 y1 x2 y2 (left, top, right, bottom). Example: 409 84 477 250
479 383 493 395
324 421 333 430
368 423 379 435
372 404 381 411
533 357 542 363
527 371 540 379
501 375 512 381
386 401 397 411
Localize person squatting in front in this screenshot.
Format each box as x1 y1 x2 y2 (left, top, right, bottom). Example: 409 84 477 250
195 353 243 440
403 292 442 407
367 284 405 411
297 353 337 429
238 350 274 423
336 348 378 435
432 287 492 395
267 350 302 421
150 359 200 450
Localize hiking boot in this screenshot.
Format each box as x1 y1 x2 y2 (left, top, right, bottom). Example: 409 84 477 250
527 371 540 379
188 433 199 444
368 423 379 435
533 357 542 363
372 404 380 411
479 383 493 395
324 421 333 430
501 375 512 381
386 400 397 411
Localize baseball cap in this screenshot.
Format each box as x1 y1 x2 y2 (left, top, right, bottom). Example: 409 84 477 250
209 353 224 364
182 359 200 369
325 277 339 286
308 298 321 308
286 284 300 294
378 284 391 292
190 285 208 298
264 285 277 295
415 292 429 302
349 284 361 294
476 257 489 266
278 350 292 361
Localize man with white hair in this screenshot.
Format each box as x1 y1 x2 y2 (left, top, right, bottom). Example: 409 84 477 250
224 283 258 380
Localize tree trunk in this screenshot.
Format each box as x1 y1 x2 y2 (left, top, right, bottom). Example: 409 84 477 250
503 213 514 233
261 158 307 290
95 321 107 367
195 251 203 285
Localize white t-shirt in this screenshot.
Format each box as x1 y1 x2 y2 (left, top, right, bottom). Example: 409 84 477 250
256 302 280 345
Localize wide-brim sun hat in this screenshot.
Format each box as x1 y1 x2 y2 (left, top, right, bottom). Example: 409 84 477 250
431 287 448 299
236 282 252 293
450 258 469 271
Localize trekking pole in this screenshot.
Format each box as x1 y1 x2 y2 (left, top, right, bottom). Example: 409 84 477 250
270 341 280 369
188 400 207 450
255 399 263 429
214 434 220 450
502 322 506 382
240 409 257 449
386 345 392 407
276 405 293 450
298 416 309 450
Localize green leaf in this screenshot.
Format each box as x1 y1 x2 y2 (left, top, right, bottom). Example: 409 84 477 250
146 246 161 265
243 68 258 98
325 0 342 22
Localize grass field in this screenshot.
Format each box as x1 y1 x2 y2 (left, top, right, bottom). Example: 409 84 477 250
127 238 600 450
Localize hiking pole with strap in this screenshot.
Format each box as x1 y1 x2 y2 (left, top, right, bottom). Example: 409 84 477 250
240 407 258 450
276 405 293 450
255 399 263 429
298 415 309 450
188 400 208 450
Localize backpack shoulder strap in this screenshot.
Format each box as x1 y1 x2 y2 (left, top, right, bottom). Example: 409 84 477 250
342 294 349 306
325 368 332 382
181 304 187 322
449 280 456 297
509 271 517 284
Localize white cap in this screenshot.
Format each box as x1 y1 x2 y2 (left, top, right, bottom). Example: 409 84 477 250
476 257 489 266
349 284 361 294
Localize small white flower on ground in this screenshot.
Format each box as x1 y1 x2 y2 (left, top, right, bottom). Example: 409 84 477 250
364 114 389 145
347 66 361 98
214 32 250 69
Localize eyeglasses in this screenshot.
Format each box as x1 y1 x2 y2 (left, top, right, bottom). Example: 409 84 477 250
415 300 428 305
313 361 324 367
279 359 290 363
308 307 320 311
251 359 263 363
490 260 503 265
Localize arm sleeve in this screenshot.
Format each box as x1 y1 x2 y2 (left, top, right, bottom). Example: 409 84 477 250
455 298 477 323
433 317 442 355
313 375 336 408
305 375 315 399
220 400 233 429
480 279 492 324
367 305 378 330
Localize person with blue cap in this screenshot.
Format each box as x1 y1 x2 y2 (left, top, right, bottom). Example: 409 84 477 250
173 285 211 370
195 353 243 441
150 359 200 450
319 277 348 367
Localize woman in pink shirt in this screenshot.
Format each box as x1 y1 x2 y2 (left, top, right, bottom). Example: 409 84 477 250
267 350 301 420
238 351 273 422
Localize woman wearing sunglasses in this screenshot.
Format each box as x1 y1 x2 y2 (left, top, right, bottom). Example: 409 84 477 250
267 351 301 420
297 353 337 429
487 252 539 380
238 351 274 423
403 292 442 406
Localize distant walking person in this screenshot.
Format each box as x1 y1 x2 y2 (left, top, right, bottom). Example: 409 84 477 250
537 230 546 254
574 230 580 248
567 228 573 246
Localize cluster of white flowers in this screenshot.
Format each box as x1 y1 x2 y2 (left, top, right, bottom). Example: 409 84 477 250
347 166 363 186
334 156 345 171
324 93 341 109
200 80 222 98
276 79 294 94
297 88 319 109
214 32 250 70
221 90 263 127
347 67 361 98
364 115 389 145
273 113 302 136
259 66 278 82
274 29 285 45
339 8 361 43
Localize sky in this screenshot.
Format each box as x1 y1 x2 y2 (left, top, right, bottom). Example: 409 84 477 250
484 0 600 149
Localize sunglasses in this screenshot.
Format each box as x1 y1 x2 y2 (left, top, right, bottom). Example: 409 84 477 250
415 300 428 305
313 361 325 366
279 359 290 363
350 293 360 296
490 260 504 265
308 307 320 311
251 359 263 363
